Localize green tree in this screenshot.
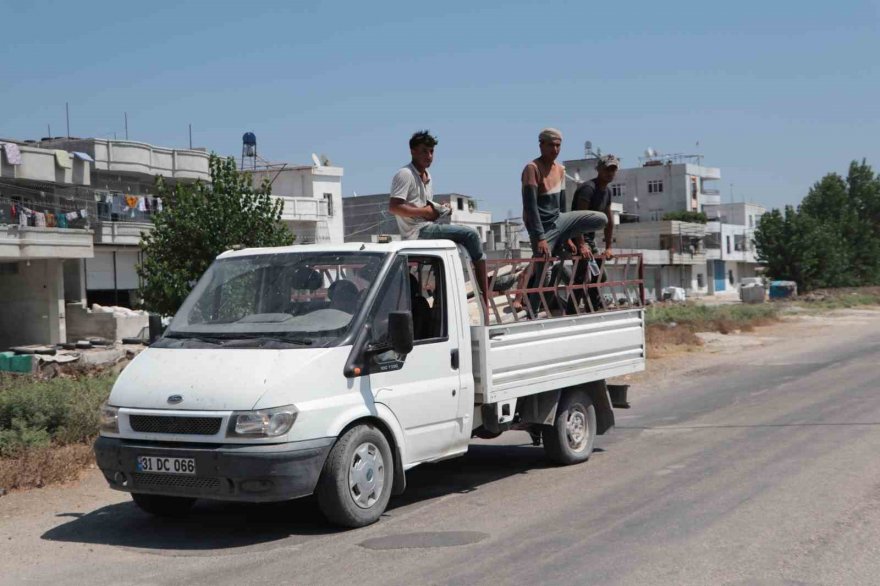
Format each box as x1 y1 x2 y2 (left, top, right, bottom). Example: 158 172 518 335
662 210 708 224
755 159 880 291
138 155 294 315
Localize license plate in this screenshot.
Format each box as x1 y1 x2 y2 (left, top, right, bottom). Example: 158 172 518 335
136 456 196 475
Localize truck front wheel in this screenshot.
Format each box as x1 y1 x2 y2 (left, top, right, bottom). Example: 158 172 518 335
316 423 393 528
543 390 596 465
131 493 195 517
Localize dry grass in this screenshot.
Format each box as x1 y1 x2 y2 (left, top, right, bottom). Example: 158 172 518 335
0 443 96 491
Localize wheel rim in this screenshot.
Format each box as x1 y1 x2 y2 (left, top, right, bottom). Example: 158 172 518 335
565 406 589 452
348 441 385 509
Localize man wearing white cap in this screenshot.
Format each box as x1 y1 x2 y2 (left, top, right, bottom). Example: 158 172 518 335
519 128 607 314
521 128 607 258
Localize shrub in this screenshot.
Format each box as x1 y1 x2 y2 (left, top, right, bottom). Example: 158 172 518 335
0 374 114 457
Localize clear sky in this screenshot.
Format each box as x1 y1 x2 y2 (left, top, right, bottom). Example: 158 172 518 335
3 0 878 219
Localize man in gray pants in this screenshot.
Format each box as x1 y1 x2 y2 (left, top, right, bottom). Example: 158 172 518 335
520 128 607 313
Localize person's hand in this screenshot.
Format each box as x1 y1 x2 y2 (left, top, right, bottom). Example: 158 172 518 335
566 239 577 254
536 239 551 257
602 248 614 260
425 204 440 221
578 243 593 258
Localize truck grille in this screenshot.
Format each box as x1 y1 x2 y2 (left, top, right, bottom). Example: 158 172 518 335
132 473 221 492
129 415 222 435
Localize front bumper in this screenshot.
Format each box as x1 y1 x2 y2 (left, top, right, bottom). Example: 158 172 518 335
94 436 334 503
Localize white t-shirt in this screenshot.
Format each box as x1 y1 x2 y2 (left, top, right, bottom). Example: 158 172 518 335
390 163 433 240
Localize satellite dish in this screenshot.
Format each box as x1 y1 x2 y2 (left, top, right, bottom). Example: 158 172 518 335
311 153 322 167
575 170 581 182
319 154 332 166
645 147 656 158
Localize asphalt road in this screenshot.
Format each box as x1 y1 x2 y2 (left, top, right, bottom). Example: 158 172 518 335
2 309 880 586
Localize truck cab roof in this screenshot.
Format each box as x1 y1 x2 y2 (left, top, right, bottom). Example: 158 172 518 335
217 240 459 260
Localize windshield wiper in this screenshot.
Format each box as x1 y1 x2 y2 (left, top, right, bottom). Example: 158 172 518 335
232 333 314 346
163 332 224 345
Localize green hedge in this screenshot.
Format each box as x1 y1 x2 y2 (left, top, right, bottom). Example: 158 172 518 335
0 374 114 457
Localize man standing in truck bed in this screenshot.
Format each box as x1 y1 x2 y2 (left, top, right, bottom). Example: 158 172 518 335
388 130 489 304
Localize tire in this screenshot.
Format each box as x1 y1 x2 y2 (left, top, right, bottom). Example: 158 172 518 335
131 493 195 518
316 424 394 528
542 390 596 465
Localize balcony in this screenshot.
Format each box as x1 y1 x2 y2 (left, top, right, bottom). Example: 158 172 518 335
93 221 152 246
276 196 330 222
40 138 210 182
0 225 93 260
1 143 90 186
700 193 722 206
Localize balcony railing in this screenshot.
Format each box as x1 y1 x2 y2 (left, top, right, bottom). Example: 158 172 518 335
277 196 330 221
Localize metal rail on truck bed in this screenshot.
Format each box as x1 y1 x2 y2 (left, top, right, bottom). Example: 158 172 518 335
471 253 646 404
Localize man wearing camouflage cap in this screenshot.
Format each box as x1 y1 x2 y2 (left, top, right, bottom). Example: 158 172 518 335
571 154 620 310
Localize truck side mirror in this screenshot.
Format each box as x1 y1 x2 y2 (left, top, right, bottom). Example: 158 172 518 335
388 311 414 355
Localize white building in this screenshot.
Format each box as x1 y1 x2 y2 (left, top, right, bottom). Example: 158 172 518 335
39 137 210 307
248 163 344 245
434 193 492 243
703 202 767 293
564 151 766 297
1 139 95 347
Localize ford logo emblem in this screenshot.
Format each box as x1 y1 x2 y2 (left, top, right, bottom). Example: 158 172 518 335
167 395 183 404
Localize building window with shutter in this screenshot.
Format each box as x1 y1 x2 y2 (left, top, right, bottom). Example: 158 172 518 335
323 193 333 217
610 183 625 197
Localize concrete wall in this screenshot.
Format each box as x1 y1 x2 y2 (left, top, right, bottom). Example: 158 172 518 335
65 304 148 342
0 259 65 348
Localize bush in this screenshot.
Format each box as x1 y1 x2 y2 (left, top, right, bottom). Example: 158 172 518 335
662 211 708 224
0 374 114 457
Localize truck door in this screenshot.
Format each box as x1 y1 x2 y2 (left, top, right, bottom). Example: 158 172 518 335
366 253 462 464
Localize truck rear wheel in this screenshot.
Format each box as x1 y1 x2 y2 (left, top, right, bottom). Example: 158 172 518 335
542 390 596 465
131 493 195 517
316 423 393 528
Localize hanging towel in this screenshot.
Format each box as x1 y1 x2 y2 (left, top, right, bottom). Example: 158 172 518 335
156 197 163 211
72 151 94 162
78 208 88 218
19 210 28 227
137 196 147 212
124 194 138 209
54 150 72 169
66 211 78 221
1 142 22 165
57 213 68 228
46 213 56 227
34 212 46 227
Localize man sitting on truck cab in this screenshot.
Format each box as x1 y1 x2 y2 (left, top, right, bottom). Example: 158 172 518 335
388 130 489 305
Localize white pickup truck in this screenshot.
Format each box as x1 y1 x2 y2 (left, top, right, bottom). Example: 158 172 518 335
95 241 645 527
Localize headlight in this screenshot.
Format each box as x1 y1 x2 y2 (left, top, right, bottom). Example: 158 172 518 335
227 405 298 438
99 403 119 434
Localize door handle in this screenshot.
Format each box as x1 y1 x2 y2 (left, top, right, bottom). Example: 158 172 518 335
450 348 459 370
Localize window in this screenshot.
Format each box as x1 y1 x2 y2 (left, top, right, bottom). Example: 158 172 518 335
697 273 705 288
457 197 464 211
647 180 664 194
726 236 731 254
407 256 447 342
749 215 754 228
323 193 333 217
610 183 625 198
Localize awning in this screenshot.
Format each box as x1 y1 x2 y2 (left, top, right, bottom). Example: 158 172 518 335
72 151 94 162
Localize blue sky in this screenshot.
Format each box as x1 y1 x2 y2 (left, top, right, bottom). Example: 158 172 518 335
3 0 878 219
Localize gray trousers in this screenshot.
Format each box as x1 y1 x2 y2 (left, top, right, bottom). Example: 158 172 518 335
526 211 608 314
528 211 608 256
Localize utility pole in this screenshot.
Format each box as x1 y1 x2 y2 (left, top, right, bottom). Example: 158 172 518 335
124 112 129 140
65 102 70 137
188 124 192 149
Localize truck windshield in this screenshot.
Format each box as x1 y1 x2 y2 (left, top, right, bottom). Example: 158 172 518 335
161 251 386 348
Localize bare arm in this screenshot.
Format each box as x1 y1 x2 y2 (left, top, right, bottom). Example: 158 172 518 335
388 198 438 220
